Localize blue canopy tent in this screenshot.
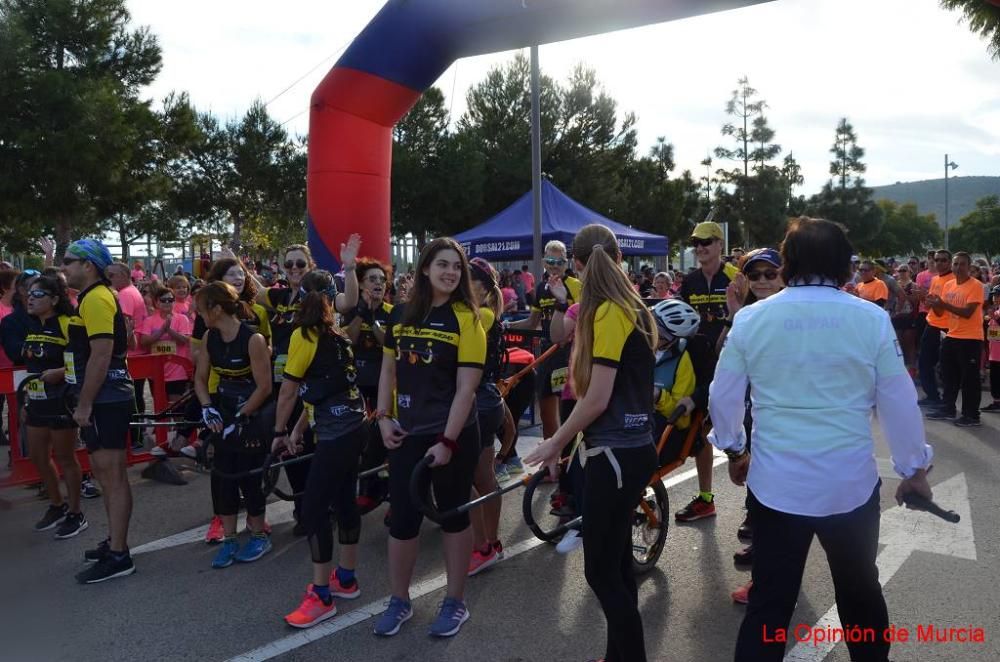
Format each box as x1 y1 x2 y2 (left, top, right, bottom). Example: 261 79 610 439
455 181 668 260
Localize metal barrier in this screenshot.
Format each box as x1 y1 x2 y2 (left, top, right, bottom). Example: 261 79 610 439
1 353 194 488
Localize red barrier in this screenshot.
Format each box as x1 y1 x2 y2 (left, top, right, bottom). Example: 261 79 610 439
1 353 194 489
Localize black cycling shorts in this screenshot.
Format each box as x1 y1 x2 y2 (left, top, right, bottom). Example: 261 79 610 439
81 401 134 452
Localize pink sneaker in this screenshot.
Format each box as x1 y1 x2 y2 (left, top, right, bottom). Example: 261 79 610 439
284 586 337 629
467 544 499 577
328 571 361 599
205 516 224 544
731 580 753 604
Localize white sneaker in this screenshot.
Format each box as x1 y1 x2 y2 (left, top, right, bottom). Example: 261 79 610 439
556 529 583 554
149 445 168 458
179 444 198 459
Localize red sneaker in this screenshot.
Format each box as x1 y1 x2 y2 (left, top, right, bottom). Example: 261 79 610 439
674 495 716 522
356 495 380 515
284 586 337 628
328 571 361 599
731 580 753 604
205 516 224 544
467 544 499 577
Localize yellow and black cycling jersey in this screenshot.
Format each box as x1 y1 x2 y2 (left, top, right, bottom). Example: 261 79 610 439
652 342 695 429
531 276 582 344
351 301 393 390
267 287 303 384
476 307 504 414
584 301 655 449
192 303 270 344
283 327 365 439
65 283 133 403
679 262 739 348
384 301 486 435
23 314 71 400
206 323 256 398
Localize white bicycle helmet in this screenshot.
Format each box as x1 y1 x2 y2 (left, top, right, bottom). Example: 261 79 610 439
651 299 701 339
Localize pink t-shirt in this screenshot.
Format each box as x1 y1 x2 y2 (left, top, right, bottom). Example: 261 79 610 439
521 271 535 293
173 299 192 319
138 312 192 382
116 285 148 356
131 269 145 282
561 303 580 401
916 269 934 313
988 311 1000 362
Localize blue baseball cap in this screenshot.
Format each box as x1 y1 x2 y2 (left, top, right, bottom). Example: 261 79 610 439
741 248 781 272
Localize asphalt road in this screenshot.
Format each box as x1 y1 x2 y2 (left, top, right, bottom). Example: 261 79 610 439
1 411 997 662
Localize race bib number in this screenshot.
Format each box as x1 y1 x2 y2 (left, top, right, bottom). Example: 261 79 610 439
273 354 287 383
26 379 47 401
550 367 568 392
988 326 1000 342
64 352 77 384
152 340 177 355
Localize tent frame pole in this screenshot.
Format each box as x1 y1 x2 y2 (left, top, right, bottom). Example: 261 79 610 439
530 44 543 281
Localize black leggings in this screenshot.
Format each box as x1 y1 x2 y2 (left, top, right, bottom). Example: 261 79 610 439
498 370 535 462
358 388 388 500
388 425 479 540
302 429 365 564
582 443 657 662
211 449 267 518
278 395 314 516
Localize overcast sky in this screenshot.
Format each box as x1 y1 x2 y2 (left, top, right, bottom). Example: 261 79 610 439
130 0 999 196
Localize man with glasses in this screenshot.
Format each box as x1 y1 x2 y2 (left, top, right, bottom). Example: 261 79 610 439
61 239 137 583
855 261 889 309
676 220 739 522
916 249 955 408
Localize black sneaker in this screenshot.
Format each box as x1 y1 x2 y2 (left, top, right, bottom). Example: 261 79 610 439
34 504 68 532
954 416 982 428
84 538 111 563
80 478 101 499
737 514 753 542
733 544 753 565
924 409 956 421
54 512 88 539
980 402 1000 413
75 552 135 584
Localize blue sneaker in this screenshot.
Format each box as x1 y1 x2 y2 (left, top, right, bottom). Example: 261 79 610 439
429 597 469 637
505 457 525 475
212 538 239 569
235 534 272 563
373 596 412 636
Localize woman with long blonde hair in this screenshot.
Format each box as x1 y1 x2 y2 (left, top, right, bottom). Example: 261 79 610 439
525 224 658 662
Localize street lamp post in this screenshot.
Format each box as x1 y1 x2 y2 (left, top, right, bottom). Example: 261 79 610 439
944 154 958 250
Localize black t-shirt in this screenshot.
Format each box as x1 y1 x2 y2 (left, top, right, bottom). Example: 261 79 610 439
284 327 364 438
206 323 256 404
66 283 133 403
476 307 504 413
585 301 654 448
531 276 582 343
384 301 486 435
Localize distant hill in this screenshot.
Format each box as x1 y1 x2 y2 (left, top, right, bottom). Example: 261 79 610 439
870 176 1000 227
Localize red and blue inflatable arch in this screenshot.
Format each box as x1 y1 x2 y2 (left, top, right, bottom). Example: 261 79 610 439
307 0 773 269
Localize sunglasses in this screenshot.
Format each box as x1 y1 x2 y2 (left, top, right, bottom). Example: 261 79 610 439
61 257 83 266
27 289 52 299
934 257 951 263
544 257 567 266
365 275 387 284
284 259 308 269
690 238 715 247
746 269 779 282
158 296 175 303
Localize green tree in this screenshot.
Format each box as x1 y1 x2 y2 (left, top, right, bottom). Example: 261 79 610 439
948 195 1000 258
869 200 943 256
457 55 637 224
0 0 162 254
806 119 883 250
830 118 866 191
940 0 1000 61
781 152 804 211
169 100 304 253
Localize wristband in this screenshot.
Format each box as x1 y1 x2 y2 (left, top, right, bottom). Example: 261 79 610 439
554 301 569 313
724 447 747 462
435 433 459 453
373 409 389 421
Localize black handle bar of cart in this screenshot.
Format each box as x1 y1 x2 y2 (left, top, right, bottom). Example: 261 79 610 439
411 454 536 525
901 492 960 523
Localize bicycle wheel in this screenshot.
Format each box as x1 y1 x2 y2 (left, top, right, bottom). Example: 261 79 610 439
631 480 669 574
521 469 580 544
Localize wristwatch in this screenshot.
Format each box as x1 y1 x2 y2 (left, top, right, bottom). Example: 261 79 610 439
724 447 748 462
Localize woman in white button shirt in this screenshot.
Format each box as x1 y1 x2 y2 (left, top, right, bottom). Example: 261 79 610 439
708 217 933 662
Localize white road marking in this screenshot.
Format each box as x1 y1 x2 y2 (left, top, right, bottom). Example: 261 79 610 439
223 457 727 662
132 500 296 556
783 473 976 662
